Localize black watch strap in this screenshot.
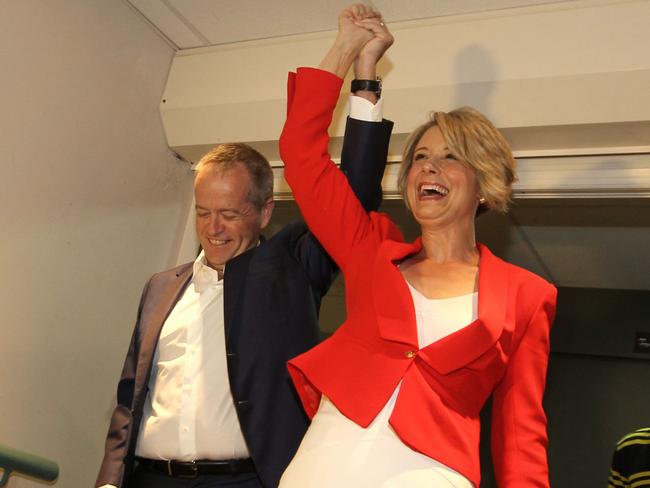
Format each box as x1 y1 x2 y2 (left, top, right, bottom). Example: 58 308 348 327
351 78 382 97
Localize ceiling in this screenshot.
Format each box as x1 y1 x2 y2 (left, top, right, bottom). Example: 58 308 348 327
127 0 572 49
128 0 650 293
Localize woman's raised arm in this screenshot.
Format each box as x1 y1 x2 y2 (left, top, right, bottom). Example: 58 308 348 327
280 5 397 271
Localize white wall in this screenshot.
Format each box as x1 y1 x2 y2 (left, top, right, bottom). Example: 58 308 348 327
0 1 194 486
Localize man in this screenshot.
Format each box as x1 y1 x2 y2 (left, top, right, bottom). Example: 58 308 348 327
96 6 393 487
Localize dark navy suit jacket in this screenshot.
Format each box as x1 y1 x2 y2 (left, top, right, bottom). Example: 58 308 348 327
96 115 393 488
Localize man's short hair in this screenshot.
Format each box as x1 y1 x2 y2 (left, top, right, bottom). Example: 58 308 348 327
195 143 274 209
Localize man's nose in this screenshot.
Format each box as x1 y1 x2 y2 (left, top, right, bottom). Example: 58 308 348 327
207 215 224 234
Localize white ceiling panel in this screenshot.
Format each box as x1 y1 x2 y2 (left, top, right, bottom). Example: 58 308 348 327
129 0 209 48
128 0 575 49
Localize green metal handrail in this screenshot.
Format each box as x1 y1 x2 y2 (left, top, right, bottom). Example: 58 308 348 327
0 444 58 486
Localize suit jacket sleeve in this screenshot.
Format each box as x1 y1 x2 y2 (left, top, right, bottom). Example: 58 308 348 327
286 70 393 292
490 283 557 487
339 115 392 213
96 278 151 488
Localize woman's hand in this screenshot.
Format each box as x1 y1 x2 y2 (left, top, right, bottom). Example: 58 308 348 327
338 4 376 52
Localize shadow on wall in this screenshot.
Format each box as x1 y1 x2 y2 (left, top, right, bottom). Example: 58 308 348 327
453 44 498 114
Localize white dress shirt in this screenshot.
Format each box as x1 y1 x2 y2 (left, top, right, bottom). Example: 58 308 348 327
135 251 250 460
99 96 383 488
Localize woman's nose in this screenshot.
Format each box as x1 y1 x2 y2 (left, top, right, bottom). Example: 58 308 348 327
422 159 439 173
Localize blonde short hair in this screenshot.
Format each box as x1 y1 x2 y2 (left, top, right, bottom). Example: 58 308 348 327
398 107 516 213
195 143 273 210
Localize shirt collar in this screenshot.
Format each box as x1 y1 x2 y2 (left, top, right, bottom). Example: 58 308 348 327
192 240 263 292
192 250 224 293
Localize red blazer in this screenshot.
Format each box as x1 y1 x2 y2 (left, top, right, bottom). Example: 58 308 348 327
279 67 557 488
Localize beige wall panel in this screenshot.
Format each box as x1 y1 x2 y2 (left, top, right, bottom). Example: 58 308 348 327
0 1 194 486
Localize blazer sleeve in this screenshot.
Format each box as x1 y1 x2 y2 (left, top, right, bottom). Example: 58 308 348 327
339 115 393 213
490 283 558 488
95 279 151 488
280 67 399 273
285 70 393 291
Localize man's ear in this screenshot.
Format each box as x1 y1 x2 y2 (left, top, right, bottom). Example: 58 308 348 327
259 198 275 229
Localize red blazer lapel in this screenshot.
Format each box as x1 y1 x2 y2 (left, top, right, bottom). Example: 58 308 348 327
135 266 193 393
418 243 509 375
372 237 422 348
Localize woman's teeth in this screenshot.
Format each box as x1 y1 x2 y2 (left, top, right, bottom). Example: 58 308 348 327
419 183 449 196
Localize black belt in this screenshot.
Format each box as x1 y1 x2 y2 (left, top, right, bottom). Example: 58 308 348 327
137 457 255 478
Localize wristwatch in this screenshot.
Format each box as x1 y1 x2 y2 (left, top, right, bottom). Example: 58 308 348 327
351 77 382 98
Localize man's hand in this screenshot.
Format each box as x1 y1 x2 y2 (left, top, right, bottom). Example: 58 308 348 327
354 13 394 80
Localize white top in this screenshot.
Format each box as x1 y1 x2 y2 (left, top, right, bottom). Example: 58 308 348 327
279 284 478 488
409 283 479 348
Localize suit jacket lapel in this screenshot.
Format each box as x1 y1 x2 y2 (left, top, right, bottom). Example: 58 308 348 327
418 243 508 375
223 243 257 343
136 264 193 394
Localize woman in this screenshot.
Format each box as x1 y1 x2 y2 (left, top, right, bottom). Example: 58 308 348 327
279 6 557 488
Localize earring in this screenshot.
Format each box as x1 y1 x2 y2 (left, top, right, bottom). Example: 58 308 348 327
478 197 486 204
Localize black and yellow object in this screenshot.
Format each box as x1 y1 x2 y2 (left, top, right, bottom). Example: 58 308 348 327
608 427 650 488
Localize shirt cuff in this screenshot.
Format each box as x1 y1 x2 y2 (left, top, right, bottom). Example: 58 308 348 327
349 95 384 122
